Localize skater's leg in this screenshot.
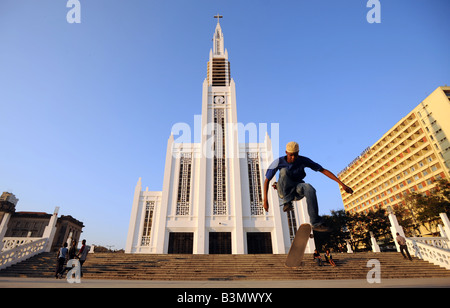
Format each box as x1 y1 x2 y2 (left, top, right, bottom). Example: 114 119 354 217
296 183 330 231
295 183 320 225
276 168 297 206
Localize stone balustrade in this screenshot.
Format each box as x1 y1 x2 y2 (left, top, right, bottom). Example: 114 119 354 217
406 237 450 270
0 238 48 270
1 237 41 251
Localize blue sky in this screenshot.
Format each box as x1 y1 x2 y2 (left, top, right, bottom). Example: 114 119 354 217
1 0 449 250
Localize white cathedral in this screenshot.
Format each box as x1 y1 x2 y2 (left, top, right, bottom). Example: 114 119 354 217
125 17 315 254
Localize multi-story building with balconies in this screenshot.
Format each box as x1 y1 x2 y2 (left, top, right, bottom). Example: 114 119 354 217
338 86 450 219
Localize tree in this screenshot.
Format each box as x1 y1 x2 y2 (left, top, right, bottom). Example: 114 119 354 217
345 211 370 251
315 207 396 252
314 209 350 252
343 208 392 252
394 198 420 237
398 179 450 236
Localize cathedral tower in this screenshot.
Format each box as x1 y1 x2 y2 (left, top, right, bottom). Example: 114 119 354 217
125 16 312 254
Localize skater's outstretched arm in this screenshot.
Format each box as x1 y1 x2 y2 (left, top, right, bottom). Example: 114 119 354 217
320 169 353 194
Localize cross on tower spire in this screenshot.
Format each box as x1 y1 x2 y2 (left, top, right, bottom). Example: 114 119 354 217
214 14 223 24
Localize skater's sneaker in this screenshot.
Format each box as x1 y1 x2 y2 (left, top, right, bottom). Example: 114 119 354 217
282 201 294 212
312 222 331 232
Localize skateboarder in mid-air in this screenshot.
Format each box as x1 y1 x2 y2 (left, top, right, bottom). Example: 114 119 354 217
263 141 354 232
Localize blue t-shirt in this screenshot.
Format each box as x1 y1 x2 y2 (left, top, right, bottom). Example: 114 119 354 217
265 155 324 182
58 247 68 259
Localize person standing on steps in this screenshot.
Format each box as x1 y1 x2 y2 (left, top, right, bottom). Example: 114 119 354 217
76 239 91 277
59 240 78 278
263 141 354 232
396 232 412 261
55 242 68 279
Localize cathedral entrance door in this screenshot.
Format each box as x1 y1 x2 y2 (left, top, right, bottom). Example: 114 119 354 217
168 232 194 254
247 232 273 254
209 232 232 254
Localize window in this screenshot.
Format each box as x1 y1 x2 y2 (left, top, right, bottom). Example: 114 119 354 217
176 153 192 216
247 152 264 215
287 211 297 243
141 201 155 246
213 109 227 215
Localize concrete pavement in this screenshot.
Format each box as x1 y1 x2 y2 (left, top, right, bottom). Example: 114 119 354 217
1 276 450 288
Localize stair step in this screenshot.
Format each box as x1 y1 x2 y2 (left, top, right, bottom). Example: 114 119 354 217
1 252 449 280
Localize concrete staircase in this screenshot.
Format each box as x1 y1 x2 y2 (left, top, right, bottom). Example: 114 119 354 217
1 252 449 281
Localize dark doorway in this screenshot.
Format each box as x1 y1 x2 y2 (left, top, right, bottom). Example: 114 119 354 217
209 232 232 254
247 232 273 254
168 232 193 254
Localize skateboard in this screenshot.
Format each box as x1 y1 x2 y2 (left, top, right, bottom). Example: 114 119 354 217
285 223 312 268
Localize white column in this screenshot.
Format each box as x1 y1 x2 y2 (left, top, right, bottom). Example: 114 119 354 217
370 231 380 252
263 133 286 254
154 134 175 253
345 239 353 253
439 213 450 240
125 178 142 253
42 207 59 252
66 231 73 248
195 81 209 254
387 206 404 252
296 199 315 253
228 80 244 254
438 224 446 238
0 212 11 251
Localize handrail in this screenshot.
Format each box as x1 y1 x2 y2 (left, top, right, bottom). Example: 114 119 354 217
0 238 48 271
407 237 449 250
406 238 450 270
1 237 41 251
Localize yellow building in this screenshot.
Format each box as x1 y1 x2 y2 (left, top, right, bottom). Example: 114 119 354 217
338 86 450 216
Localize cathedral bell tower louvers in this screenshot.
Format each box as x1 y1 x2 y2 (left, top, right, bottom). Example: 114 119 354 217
125 16 313 255
208 15 230 87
